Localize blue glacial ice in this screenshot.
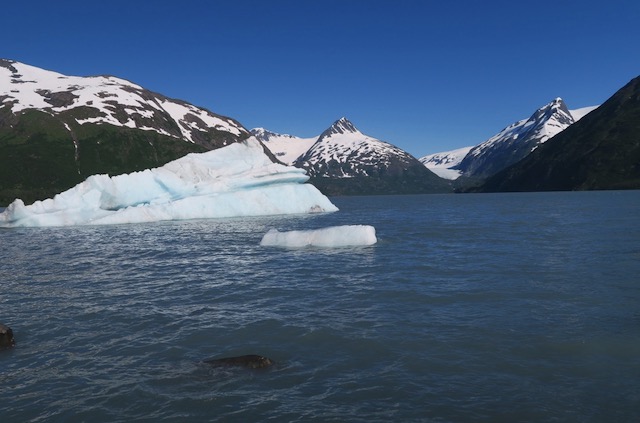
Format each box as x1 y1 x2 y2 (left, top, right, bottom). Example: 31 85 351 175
260 225 377 248
0 139 338 228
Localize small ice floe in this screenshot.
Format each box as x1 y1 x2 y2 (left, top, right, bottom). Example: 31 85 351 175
260 225 377 248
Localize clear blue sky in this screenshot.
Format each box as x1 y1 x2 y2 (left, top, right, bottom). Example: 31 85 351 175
3 0 639 157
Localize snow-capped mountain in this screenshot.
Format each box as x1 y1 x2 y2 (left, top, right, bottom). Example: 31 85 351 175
294 117 424 178
288 117 450 194
420 98 598 180
0 59 249 148
474 75 640 192
0 59 252 205
250 127 316 165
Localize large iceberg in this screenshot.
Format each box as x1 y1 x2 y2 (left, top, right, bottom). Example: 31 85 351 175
0 139 338 228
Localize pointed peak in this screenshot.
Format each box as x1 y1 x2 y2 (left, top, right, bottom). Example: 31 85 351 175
534 97 567 112
529 97 572 124
550 97 569 110
320 117 360 138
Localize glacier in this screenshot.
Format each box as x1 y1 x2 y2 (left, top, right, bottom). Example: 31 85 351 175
0 139 338 228
260 225 377 248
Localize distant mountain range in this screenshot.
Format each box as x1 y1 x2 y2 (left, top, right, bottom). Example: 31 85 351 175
2 59 638 204
253 118 451 195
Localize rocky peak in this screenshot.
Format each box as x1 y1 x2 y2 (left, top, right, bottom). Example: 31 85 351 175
530 97 574 128
250 127 299 143
319 117 359 139
250 127 276 142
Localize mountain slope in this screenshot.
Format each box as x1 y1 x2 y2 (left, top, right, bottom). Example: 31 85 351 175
250 128 316 165
0 59 250 205
294 118 451 195
453 98 576 179
419 146 473 179
420 100 598 183
475 75 640 192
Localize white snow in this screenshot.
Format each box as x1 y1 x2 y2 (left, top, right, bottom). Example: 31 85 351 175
0 60 246 143
570 105 599 122
419 145 473 180
260 225 377 248
0 138 338 228
160 99 243 140
427 167 464 180
251 128 317 165
301 118 410 177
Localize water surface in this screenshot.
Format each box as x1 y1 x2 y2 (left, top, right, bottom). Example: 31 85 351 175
1 191 639 422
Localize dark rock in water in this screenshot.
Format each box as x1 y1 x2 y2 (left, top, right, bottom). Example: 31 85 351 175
204 354 274 369
0 323 15 349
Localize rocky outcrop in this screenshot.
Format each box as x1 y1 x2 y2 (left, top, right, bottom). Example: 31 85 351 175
204 354 274 369
0 323 15 349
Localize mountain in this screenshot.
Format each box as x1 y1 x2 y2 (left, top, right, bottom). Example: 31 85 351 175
473 75 640 192
455 98 575 179
250 127 316 165
293 118 451 195
0 59 249 205
419 146 473 179
420 100 598 182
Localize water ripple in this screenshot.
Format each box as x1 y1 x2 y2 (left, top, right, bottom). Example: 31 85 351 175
2 192 640 422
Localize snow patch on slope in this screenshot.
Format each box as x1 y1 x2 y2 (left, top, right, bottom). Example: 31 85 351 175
251 128 317 165
570 105 599 122
0 60 245 142
419 146 473 180
296 117 415 178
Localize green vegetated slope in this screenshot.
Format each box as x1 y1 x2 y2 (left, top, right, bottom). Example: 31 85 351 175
0 109 207 206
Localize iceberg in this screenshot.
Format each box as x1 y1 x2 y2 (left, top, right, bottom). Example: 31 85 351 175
260 225 377 248
0 139 338 228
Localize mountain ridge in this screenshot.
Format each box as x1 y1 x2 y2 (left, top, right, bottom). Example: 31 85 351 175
254 117 452 194
420 99 599 181
0 59 250 205
473 75 640 192
0 59 249 147
297 118 451 194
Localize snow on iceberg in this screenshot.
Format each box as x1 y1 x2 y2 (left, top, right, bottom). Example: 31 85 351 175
0 138 338 228
260 225 377 248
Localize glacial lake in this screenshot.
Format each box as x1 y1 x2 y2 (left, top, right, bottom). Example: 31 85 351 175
1 191 639 422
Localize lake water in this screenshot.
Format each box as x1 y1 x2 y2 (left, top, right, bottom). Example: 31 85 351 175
1 191 639 422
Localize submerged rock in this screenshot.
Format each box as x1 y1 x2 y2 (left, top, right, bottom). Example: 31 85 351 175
204 354 274 369
0 323 15 349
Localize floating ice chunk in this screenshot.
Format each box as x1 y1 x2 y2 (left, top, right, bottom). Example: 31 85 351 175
0 139 338 228
260 225 377 248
